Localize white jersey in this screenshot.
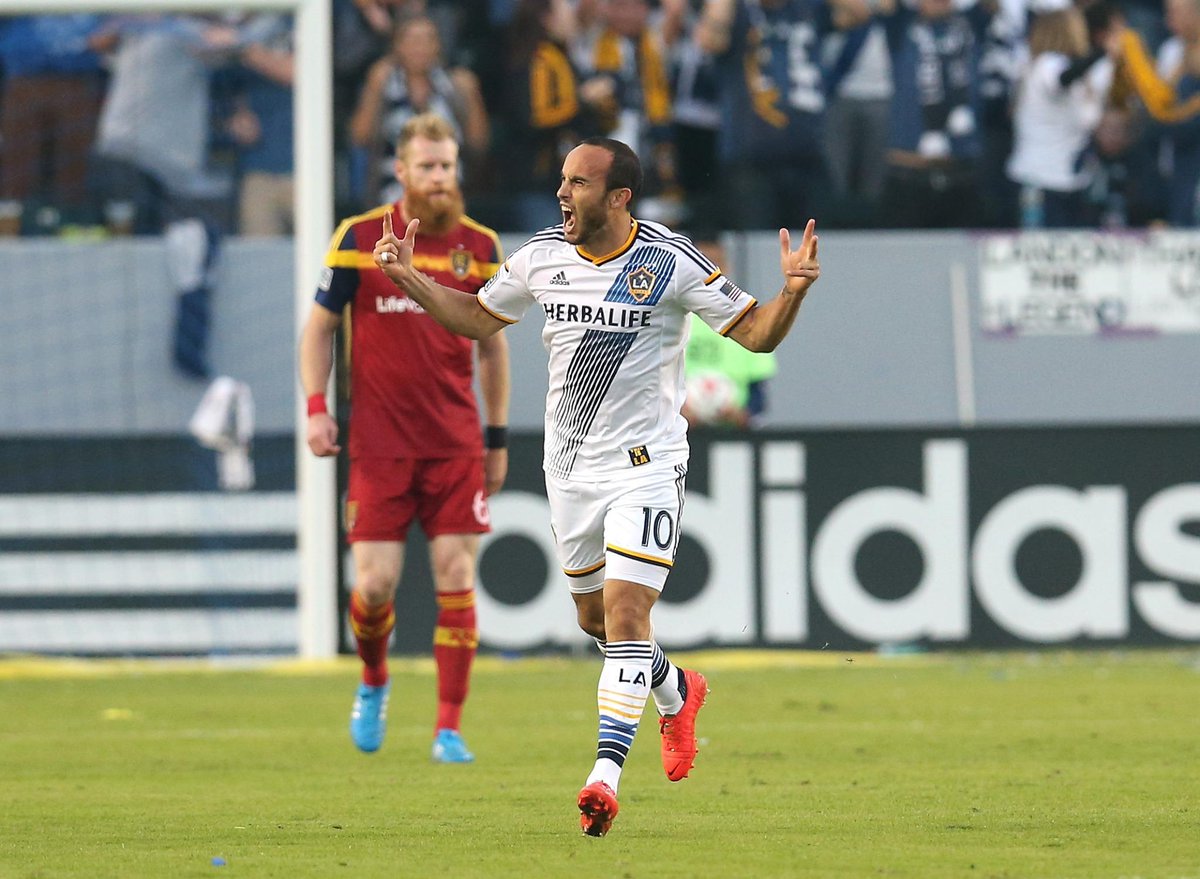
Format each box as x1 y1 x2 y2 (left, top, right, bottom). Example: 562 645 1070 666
1006 52 1112 192
478 219 757 479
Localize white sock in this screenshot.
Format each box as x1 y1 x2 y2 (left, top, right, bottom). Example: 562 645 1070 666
586 640 652 794
585 757 623 793
650 640 684 716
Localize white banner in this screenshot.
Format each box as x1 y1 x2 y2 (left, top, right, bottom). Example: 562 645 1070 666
980 232 1200 335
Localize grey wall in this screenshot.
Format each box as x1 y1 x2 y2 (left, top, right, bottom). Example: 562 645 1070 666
2 231 1196 436
729 231 964 428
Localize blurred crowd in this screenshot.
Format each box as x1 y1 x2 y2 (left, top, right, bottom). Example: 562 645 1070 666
2 0 1199 238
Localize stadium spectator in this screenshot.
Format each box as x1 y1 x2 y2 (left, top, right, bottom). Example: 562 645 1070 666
300 113 510 763
502 0 610 230
821 12 896 227
1158 0 1200 226
1088 105 1166 227
880 0 987 229
975 0 1029 228
348 12 490 207
344 0 462 52
1080 0 1158 228
571 0 687 219
1120 0 1169 59
0 15 106 234
222 15 295 236
369 136 820 836
669 4 724 237
1006 7 1123 228
697 0 870 230
332 0 393 215
1117 0 1200 225
89 14 237 379
331 0 464 129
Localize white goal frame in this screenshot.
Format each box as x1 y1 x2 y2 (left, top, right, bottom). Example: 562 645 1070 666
12 0 339 658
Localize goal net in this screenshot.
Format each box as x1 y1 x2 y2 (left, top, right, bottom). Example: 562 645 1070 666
0 0 338 657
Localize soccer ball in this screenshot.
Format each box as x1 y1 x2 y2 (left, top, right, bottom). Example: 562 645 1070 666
685 372 738 425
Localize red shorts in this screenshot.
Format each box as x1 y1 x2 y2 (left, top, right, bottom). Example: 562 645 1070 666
345 456 490 542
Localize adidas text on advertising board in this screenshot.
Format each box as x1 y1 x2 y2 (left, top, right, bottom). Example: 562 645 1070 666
472 435 1200 650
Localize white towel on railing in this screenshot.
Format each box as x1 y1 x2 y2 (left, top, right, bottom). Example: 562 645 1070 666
189 376 255 491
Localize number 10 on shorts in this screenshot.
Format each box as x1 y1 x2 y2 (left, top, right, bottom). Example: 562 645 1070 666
641 507 675 550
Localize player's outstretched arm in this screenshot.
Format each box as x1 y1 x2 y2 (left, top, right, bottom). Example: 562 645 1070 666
726 219 820 353
373 209 508 340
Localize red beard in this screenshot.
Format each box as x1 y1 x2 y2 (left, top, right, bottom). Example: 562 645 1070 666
404 188 465 236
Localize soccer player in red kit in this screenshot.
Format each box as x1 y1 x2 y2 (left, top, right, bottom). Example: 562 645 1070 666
299 113 510 762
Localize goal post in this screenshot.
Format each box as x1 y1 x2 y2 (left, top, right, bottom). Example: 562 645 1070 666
14 0 339 658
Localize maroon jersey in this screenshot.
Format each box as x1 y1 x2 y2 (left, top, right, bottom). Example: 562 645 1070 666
316 203 503 458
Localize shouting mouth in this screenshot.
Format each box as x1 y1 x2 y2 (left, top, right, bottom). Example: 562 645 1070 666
561 205 576 235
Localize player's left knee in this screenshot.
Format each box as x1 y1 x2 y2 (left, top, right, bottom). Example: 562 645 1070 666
576 614 606 640
603 603 652 641
433 553 475 592
572 594 606 639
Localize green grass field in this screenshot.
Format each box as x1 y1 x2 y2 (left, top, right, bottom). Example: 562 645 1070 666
2 650 1198 879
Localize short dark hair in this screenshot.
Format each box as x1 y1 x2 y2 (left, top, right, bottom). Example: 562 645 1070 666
579 137 643 203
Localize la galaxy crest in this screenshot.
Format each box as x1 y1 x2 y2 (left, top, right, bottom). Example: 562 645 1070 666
627 266 655 302
450 247 472 280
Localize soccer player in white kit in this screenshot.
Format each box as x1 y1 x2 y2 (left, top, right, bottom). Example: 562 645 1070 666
373 137 821 837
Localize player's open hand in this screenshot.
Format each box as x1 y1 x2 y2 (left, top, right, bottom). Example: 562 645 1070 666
306 412 341 457
374 208 419 282
780 219 820 298
484 448 508 496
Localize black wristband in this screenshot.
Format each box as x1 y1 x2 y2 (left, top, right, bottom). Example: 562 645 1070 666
484 426 508 450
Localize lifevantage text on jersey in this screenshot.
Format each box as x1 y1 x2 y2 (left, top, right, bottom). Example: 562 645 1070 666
375 295 426 314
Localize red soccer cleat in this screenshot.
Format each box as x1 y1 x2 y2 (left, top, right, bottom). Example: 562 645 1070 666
577 781 619 837
659 669 709 782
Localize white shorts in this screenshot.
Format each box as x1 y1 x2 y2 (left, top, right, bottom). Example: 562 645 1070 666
545 462 688 593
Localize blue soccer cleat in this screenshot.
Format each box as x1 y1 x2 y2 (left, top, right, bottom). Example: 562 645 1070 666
350 682 389 753
431 728 475 764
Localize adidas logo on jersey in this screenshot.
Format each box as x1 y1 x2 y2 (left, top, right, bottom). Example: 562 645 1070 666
550 271 569 286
